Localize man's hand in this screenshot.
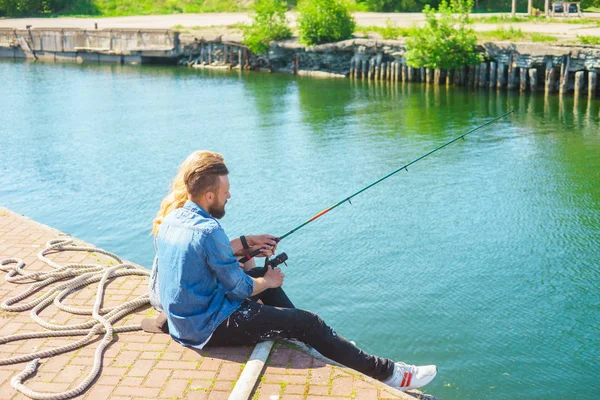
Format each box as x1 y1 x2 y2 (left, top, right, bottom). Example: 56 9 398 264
250 265 284 295
264 266 284 288
249 234 279 258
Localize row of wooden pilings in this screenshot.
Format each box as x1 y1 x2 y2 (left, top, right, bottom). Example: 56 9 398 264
349 56 598 98
187 41 259 70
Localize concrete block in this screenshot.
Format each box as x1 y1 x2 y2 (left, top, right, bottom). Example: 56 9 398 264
98 54 122 64
123 55 142 64
76 52 99 64
54 52 78 63
0 47 15 60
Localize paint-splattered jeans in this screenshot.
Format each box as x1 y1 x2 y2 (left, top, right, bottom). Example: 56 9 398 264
206 269 395 381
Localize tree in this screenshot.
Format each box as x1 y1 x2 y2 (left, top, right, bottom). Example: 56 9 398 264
405 0 481 70
241 0 292 54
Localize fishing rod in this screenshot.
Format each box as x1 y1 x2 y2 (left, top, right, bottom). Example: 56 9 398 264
240 109 515 265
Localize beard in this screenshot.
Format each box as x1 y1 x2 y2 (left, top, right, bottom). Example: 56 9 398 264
208 198 226 219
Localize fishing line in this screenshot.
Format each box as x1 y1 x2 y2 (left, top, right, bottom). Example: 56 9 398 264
240 110 515 264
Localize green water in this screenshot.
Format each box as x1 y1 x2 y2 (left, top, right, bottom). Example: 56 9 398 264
1 61 599 399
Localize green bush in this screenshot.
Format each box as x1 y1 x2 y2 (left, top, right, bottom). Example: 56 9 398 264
241 0 292 54
297 0 355 46
405 0 481 70
0 0 52 16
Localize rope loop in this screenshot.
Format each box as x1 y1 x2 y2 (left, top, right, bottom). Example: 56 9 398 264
0 239 150 399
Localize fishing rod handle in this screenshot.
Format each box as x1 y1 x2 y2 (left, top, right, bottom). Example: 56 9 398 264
238 237 281 264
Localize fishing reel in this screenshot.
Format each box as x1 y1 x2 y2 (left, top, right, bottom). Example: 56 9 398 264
261 252 288 276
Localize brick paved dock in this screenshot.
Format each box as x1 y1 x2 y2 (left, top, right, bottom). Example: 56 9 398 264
0 207 419 400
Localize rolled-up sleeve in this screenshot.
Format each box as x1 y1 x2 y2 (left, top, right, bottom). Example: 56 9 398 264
204 228 254 301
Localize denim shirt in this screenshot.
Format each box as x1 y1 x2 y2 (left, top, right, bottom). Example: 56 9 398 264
150 200 254 347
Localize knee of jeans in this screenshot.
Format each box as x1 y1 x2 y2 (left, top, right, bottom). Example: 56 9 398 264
298 310 331 336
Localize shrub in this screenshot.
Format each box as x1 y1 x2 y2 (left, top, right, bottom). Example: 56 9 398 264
0 0 52 16
241 0 292 54
405 0 481 69
297 0 355 45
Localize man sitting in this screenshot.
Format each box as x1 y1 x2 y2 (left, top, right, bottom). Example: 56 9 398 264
146 150 437 391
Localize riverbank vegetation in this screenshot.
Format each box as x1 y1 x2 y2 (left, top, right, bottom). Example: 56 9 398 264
404 0 481 69
241 0 291 53
3 0 600 17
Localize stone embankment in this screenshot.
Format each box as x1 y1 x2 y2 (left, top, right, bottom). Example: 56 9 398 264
1 27 599 98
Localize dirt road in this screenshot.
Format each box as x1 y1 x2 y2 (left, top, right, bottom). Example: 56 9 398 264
0 12 598 39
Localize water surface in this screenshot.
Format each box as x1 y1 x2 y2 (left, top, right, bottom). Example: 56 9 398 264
1 61 599 399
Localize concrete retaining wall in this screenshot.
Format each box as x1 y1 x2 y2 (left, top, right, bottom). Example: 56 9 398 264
0 28 177 64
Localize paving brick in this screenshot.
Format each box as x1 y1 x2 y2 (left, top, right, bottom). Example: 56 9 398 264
309 366 332 385
126 359 155 377
84 384 115 400
173 370 216 380
211 380 234 391
159 351 183 361
143 369 171 387
330 376 354 396
264 374 308 385
216 362 241 380
281 396 304 400
160 378 189 398
111 351 140 368
120 377 144 386
308 385 329 395
53 365 83 384
189 379 213 390
139 351 161 360
155 360 198 370
207 390 230 399
185 390 209 400
354 387 378 400
283 384 306 394
198 357 221 371
114 385 160 397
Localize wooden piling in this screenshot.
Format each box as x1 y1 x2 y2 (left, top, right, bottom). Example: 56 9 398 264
497 63 507 88
508 66 518 90
489 62 497 89
434 68 446 85
446 70 453 86
589 71 597 99
479 63 488 87
559 55 570 95
425 68 433 84
362 59 368 80
528 68 538 92
574 71 585 97
467 65 475 87
474 64 480 87
520 68 528 91
545 60 557 94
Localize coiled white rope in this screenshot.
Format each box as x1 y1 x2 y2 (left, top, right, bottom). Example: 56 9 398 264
0 239 150 400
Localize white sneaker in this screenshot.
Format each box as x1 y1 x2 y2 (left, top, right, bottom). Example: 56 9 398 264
383 362 437 391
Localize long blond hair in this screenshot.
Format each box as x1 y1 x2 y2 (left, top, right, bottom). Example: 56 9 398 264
152 151 228 235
